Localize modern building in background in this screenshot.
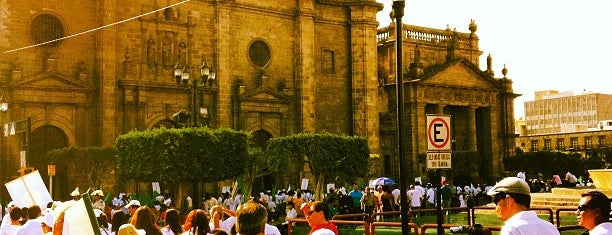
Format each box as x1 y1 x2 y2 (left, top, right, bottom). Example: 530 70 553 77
0 0 517 199
517 90 612 157
515 127 611 157
524 90 612 135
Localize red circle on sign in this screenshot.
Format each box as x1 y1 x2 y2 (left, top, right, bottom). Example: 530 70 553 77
428 117 450 149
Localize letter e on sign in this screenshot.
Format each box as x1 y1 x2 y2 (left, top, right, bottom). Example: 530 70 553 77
427 115 451 151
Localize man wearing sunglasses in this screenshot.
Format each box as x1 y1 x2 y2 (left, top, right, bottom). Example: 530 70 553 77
576 191 612 235
487 177 559 235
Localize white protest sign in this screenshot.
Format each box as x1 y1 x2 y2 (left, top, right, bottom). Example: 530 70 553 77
5 170 53 209
301 178 309 190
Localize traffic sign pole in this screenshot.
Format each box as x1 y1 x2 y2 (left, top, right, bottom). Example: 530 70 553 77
426 115 452 235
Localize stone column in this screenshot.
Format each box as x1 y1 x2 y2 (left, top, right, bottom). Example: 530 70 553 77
215 1 232 128
467 106 477 151
296 0 316 133
349 2 382 153
98 0 119 147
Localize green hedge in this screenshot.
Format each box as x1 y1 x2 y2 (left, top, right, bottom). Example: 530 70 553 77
115 127 249 182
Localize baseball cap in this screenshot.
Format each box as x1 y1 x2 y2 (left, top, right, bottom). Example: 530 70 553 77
91 190 104 197
118 224 146 235
487 177 530 196
124 200 141 208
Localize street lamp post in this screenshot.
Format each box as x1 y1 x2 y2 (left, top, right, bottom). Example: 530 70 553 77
392 1 409 234
173 59 216 127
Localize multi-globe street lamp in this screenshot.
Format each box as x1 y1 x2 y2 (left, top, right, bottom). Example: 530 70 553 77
173 59 216 127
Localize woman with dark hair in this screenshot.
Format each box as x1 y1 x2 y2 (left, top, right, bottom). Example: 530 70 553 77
131 206 163 235
161 209 183 235
111 211 129 234
19 207 28 225
97 213 111 235
181 209 212 235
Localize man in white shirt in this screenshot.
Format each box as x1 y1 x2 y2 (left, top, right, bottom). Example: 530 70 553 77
408 184 423 218
210 203 281 235
487 177 559 235
426 187 435 208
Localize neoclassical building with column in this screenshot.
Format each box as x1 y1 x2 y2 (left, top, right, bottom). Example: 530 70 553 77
376 21 519 183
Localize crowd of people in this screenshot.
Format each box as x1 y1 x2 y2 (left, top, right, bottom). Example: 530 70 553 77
518 170 595 193
0 186 341 235
1 175 611 235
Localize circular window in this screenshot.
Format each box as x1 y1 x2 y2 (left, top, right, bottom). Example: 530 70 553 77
30 14 65 48
248 40 271 68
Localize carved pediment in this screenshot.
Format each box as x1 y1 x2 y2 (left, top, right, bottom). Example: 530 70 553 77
14 71 91 90
420 59 499 90
241 87 290 104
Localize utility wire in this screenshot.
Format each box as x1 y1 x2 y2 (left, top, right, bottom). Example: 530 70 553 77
3 0 192 54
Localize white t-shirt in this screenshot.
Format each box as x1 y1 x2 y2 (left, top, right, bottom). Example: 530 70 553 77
501 211 559 235
209 216 280 235
408 189 423 207
161 226 177 235
15 219 44 235
426 188 435 204
210 216 236 233
590 222 612 235
264 224 281 235
311 228 336 235
391 189 400 204
286 208 297 221
0 224 21 235
517 172 526 180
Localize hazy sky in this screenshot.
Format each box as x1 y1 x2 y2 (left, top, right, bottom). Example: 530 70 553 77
376 0 612 118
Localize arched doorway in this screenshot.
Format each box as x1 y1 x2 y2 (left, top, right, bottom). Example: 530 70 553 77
251 130 275 194
30 125 68 199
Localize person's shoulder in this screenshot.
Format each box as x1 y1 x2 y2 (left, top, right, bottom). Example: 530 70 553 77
265 223 281 235
591 222 612 234
311 228 336 235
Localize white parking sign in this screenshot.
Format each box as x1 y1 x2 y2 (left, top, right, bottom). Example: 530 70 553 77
427 115 451 151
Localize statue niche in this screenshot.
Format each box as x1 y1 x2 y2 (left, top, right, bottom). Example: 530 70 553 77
146 38 156 67
161 36 173 67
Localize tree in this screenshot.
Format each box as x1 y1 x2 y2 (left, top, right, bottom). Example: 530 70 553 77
504 151 595 180
115 127 248 182
266 133 369 200
444 151 480 186
238 147 278 201
48 147 116 189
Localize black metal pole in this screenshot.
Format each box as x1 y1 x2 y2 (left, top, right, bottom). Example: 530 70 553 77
436 169 444 234
392 1 409 234
192 77 198 127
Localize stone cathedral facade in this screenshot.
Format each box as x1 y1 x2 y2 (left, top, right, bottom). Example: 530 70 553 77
0 0 516 198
